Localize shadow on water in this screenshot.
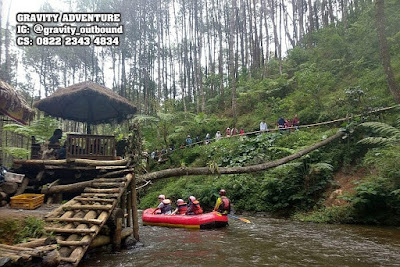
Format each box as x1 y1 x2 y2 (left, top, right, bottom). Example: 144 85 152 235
82 212 400 267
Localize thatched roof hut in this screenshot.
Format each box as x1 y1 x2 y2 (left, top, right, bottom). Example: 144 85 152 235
0 80 34 125
34 81 137 124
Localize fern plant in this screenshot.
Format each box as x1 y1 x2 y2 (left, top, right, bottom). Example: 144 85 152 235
358 121 400 146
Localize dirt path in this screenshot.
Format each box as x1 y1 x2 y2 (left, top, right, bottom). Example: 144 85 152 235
324 168 366 207
0 204 60 220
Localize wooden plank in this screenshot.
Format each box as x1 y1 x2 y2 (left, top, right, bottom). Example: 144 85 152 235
14 237 55 248
80 193 119 198
44 227 96 234
44 165 95 170
63 205 113 211
57 240 89 247
94 177 127 183
91 182 125 188
45 217 103 225
74 197 116 203
96 166 126 170
84 188 121 193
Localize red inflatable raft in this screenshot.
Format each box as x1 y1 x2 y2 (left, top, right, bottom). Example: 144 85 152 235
142 208 229 229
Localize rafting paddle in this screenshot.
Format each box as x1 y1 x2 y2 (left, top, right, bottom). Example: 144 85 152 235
227 214 251 223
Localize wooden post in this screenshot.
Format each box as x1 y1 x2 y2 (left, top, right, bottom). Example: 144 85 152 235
121 192 127 227
131 173 139 241
111 208 124 251
127 190 132 227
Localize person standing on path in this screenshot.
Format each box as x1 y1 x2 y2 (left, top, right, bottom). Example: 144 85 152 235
260 120 268 132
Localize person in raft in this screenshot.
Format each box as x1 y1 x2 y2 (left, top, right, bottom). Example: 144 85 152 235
214 189 231 215
171 199 188 215
186 196 203 215
153 194 173 215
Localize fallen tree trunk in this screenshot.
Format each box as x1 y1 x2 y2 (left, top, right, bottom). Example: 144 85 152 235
140 131 346 181
15 237 56 248
13 158 128 166
42 181 93 194
42 178 128 195
99 168 134 178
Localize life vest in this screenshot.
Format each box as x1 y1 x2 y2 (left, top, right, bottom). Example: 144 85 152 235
177 203 188 215
187 200 203 215
161 199 172 214
217 197 230 214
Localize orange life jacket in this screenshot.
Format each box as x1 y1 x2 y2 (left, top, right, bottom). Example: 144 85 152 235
191 200 203 214
218 197 231 213
177 203 188 215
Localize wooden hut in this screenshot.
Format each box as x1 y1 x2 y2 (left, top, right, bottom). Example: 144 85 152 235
0 80 35 165
0 79 34 125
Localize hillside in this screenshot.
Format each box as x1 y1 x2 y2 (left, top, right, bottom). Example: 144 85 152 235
138 0 400 225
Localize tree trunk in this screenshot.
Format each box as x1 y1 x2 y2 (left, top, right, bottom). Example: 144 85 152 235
375 0 400 103
229 0 238 122
140 131 346 181
4 0 12 83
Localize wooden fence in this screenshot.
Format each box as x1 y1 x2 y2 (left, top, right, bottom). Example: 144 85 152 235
66 134 116 160
0 116 31 167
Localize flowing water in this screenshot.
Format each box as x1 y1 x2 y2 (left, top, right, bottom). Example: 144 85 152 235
82 213 400 266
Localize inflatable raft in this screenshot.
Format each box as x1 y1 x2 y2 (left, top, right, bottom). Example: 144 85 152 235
142 208 229 229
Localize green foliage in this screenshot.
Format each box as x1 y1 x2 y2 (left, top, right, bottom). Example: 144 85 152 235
3 147 30 159
293 206 355 224
143 129 349 215
358 121 400 146
0 217 46 245
3 117 60 143
15 217 46 243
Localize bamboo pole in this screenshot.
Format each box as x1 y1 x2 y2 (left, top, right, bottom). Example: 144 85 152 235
131 173 139 241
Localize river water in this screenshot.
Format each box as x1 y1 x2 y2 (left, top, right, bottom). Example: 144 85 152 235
82 213 400 266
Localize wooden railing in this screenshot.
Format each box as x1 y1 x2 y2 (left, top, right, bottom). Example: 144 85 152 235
66 134 116 160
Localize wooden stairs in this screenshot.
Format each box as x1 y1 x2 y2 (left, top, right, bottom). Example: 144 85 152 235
44 174 133 266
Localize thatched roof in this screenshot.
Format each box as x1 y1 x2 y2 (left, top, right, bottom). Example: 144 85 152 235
34 81 137 124
0 80 35 125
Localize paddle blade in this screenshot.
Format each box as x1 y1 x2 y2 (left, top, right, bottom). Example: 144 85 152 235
228 214 251 224
238 217 251 223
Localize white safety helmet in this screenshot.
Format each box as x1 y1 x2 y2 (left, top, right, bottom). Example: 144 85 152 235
177 199 184 204
158 194 165 200
162 199 171 205
189 196 196 202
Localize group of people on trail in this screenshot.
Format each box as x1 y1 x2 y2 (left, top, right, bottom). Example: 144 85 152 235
224 127 245 138
276 114 300 132
260 114 300 133
149 114 301 161
153 189 231 216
